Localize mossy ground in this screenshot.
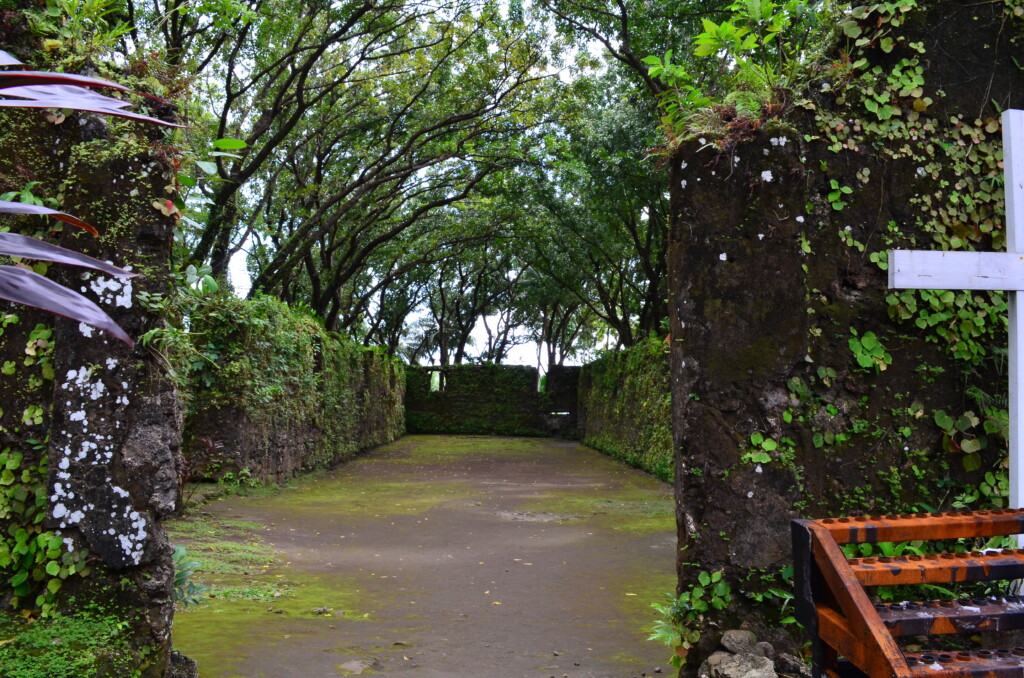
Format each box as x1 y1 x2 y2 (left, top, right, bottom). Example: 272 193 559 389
0 606 139 678
170 435 676 677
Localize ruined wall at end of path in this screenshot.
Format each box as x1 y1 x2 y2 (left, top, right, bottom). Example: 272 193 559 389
545 364 581 436
0 108 182 674
405 364 547 436
668 0 1024 660
182 295 405 484
578 338 673 481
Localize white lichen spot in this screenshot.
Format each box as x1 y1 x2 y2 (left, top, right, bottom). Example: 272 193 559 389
758 234 765 240
58 457 69 470
770 136 790 147
68 510 84 524
52 503 68 519
112 486 130 498
88 275 133 309
761 170 774 182
747 491 754 498
916 166 926 177
105 358 118 370
78 323 94 338
719 253 727 261
69 410 86 422
680 180 687 189
755 464 763 473
63 538 74 551
796 216 805 223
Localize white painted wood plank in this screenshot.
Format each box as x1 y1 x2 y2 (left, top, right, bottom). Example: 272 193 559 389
1003 111 1024 513
1004 110 1024 254
889 250 1024 291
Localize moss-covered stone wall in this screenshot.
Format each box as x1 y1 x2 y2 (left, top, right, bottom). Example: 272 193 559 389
405 364 547 436
181 295 405 483
578 338 673 481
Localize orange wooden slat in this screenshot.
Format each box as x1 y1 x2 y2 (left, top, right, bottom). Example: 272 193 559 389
810 510 1024 545
849 551 1024 587
809 522 912 678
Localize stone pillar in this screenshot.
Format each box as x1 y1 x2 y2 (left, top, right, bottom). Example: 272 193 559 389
667 1 1024 669
0 106 181 673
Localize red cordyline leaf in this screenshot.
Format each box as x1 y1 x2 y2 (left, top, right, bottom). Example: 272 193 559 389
0 50 180 127
0 232 136 278
0 71 129 92
0 265 133 346
0 49 179 346
0 201 98 235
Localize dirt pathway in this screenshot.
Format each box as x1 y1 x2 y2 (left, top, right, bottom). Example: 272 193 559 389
171 435 677 678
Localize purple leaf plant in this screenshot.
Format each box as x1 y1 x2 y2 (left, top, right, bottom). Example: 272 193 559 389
0 49 179 346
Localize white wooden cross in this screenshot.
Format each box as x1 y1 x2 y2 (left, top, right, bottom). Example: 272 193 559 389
889 109 1024 509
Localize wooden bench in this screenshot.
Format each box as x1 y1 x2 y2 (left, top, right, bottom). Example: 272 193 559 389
792 509 1024 677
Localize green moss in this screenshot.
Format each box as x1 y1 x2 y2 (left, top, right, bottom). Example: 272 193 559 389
405 364 546 436
578 338 673 481
522 487 675 535
172 568 376 677
0 608 142 678
167 514 277 597
179 294 405 478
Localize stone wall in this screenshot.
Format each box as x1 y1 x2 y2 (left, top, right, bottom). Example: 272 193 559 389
545 364 582 436
578 338 673 481
405 364 547 436
667 0 1024 664
182 295 405 483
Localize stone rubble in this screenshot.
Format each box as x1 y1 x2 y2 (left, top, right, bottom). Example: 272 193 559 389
697 630 811 678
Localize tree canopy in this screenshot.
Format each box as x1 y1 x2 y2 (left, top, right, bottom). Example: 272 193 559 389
9 0 841 365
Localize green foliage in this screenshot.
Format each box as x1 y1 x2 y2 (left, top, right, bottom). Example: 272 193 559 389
743 432 794 465
27 0 132 67
953 470 1010 509
177 293 405 475
847 329 892 372
172 545 208 609
648 571 732 670
0 435 91 615
644 0 839 141
0 606 140 678
578 338 673 481
406 364 548 437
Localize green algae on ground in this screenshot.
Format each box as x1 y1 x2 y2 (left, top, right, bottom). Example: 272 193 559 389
379 434 547 466
172 570 378 676
520 487 674 534
168 513 278 601
261 478 476 516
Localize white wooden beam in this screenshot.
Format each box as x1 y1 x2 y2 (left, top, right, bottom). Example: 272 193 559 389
1004 109 1024 511
889 250 1024 291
